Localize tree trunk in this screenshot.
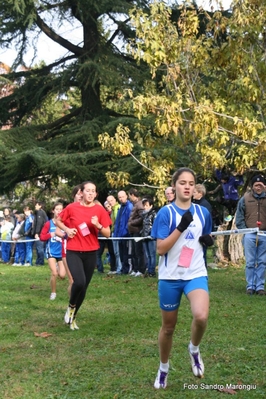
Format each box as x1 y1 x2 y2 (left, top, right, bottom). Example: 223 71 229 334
215 216 244 265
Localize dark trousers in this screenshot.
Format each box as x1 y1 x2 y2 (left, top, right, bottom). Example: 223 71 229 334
66 250 96 315
96 240 106 272
107 240 116 271
35 240 45 265
131 233 146 274
119 239 130 274
217 198 238 215
96 239 116 272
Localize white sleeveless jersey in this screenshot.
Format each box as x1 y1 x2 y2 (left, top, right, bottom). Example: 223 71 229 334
151 203 212 280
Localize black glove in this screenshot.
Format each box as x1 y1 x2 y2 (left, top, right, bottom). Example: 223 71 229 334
199 234 214 247
176 210 193 233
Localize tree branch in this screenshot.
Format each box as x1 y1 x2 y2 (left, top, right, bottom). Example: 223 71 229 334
41 107 82 140
3 55 77 80
129 152 156 174
128 181 161 189
35 14 84 56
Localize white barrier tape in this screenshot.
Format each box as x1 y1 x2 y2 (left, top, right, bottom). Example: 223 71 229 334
99 227 260 241
98 236 150 242
210 227 259 236
0 227 258 244
0 238 39 243
257 231 266 236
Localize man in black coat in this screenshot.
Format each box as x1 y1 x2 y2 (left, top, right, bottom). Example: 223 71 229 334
31 201 48 265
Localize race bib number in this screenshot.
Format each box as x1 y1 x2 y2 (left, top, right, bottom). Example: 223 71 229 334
78 222 90 236
178 246 194 268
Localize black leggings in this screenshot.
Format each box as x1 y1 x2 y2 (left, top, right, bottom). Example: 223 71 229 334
66 250 97 315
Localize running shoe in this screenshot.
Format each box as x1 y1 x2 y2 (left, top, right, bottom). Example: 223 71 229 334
70 319 79 330
188 346 204 377
134 271 143 277
50 293 56 300
154 369 168 389
64 306 75 324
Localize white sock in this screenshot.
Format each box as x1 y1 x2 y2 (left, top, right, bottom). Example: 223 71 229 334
189 341 199 354
159 361 169 373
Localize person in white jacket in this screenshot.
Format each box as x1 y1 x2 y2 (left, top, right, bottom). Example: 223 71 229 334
0 216 14 263
12 214 26 266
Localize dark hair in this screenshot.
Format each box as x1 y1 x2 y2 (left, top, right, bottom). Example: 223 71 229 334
71 184 81 199
128 188 141 197
23 206 33 212
221 173 229 182
142 196 154 206
172 167 196 186
35 201 45 208
80 181 97 192
52 202 64 211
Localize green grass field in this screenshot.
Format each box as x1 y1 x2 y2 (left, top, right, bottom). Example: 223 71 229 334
0 261 265 399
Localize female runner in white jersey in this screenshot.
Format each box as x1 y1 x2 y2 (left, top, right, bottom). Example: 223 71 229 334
151 168 214 389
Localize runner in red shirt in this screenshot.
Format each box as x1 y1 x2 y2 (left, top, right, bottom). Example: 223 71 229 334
56 181 111 330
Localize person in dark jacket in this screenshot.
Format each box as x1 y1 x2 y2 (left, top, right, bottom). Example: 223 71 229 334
31 201 48 265
208 169 243 216
193 184 212 214
128 188 146 277
141 196 157 277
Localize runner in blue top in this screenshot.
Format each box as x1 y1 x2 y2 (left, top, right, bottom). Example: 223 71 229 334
40 202 66 300
151 168 213 389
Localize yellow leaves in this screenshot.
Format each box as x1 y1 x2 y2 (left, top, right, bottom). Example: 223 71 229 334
198 145 225 170
234 146 259 169
99 0 266 196
178 8 200 37
147 161 173 187
248 65 254 74
105 172 130 188
98 125 133 156
129 1 176 73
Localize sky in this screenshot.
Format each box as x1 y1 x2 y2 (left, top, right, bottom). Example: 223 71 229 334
0 0 232 68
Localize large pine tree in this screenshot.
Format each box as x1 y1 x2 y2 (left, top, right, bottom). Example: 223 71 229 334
0 0 150 199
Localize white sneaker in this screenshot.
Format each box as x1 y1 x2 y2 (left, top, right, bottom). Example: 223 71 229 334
134 271 143 277
50 293 56 300
188 346 204 377
107 271 117 275
154 369 168 389
64 306 76 324
130 271 136 276
12 263 19 266
70 319 79 330
24 263 31 267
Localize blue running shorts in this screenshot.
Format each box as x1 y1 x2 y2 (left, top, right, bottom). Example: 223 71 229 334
158 276 209 311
